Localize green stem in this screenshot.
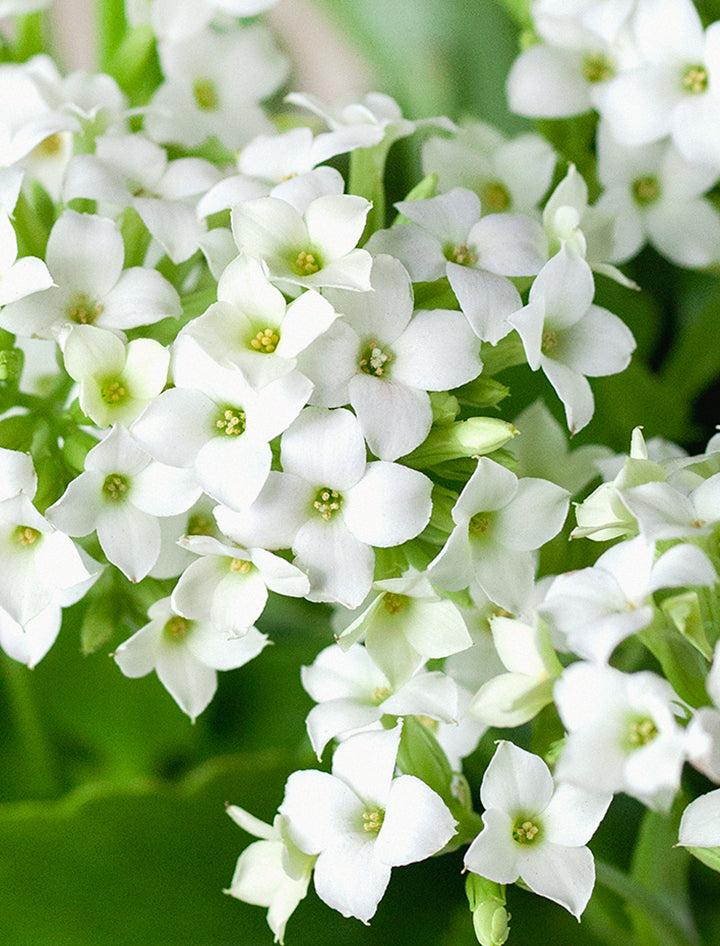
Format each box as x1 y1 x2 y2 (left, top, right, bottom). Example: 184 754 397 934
12 191 50 259
595 860 700 946
12 12 45 61
349 144 388 242
1 651 59 798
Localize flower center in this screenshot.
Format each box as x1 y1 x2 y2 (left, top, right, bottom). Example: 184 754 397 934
372 686 391 704
14 525 41 546
215 407 246 436
480 180 511 212
229 557 252 574
101 379 128 405
293 250 321 276
67 291 104 325
361 808 385 833
193 77 219 111
682 63 708 94
163 615 193 642
187 513 214 535
541 330 559 355
313 487 342 520
632 175 661 206
35 132 64 157
383 592 407 615
582 51 615 83
102 473 130 501
359 340 392 377
512 817 541 844
249 327 280 353
469 513 491 535
446 242 478 266
625 715 658 749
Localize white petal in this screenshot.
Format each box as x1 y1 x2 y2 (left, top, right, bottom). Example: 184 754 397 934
343 462 432 547
480 741 554 814
156 643 217 719
376 775 456 865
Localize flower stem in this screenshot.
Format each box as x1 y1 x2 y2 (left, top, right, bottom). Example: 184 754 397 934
1 651 60 798
594 860 700 946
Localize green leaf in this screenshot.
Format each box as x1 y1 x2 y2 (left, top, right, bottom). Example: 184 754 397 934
638 612 710 709
628 801 700 946
0 413 38 451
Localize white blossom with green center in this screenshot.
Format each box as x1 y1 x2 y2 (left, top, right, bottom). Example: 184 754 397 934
366 188 546 344
231 192 373 293
279 725 456 923
464 741 611 919
595 128 720 268
113 595 268 721
171 534 309 636
316 255 482 460
47 425 201 583
145 23 288 150
301 641 461 759
554 662 688 810
0 209 181 339
429 456 569 615
214 406 433 608
131 335 311 511
180 255 338 389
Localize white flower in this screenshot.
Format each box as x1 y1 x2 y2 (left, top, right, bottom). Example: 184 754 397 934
429 457 569 614
231 192 373 294
279 725 456 922
301 642 460 759
113 595 268 719
46 424 201 582
0 209 181 339
171 534 309 635
421 119 557 216
225 805 314 945
336 567 473 688
216 407 433 608
464 741 611 919
179 254 338 389
366 187 547 344
315 254 483 459
595 126 720 268
553 662 687 810
61 323 170 429
131 335 311 510
145 24 287 149
540 535 717 663
508 246 636 433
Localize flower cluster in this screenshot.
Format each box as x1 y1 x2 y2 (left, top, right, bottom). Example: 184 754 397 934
2 0 720 944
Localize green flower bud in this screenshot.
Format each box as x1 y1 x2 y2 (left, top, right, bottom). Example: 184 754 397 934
404 417 516 468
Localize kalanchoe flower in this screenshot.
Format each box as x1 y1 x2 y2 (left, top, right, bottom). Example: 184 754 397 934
508 245 636 433
231 192 373 294
279 724 456 922
366 187 547 344
46 424 201 582
60 323 170 429
540 534 717 664
151 0 281 43
313 254 483 460
429 457 569 615
301 642 461 759
225 804 315 945
0 209 181 339
113 595 268 720
131 335 311 510
336 567 473 688
171 534 310 636
215 407 433 608
179 254 338 389
464 741 611 919
145 23 287 149
421 119 557 216
553 662 688 811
